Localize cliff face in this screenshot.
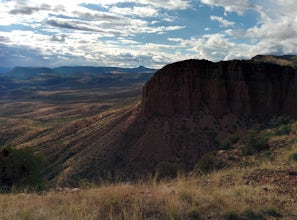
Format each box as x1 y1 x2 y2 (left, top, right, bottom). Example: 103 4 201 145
142 59 297 120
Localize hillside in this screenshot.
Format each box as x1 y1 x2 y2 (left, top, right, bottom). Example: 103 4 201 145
1 118 296 219
0 65 155 186
1 55 297 186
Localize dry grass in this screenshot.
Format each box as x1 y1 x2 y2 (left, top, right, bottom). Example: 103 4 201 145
1 91 297 219
0 167 296 220
1 125 297 219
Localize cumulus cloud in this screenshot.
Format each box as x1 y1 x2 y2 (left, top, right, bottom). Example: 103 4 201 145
72 11 124 21
225 0 297 57
169 34 252 61
200 0 254 15
110 6 158 18
51 34 67 42
9 3 51 15
96 0 191 10
46 19 123 35
210 15 235 27
0 43 53 67
1 0 297 68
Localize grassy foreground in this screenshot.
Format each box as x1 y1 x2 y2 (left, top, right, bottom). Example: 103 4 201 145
1 119 297 219
0 161 296 219
0 175 295 220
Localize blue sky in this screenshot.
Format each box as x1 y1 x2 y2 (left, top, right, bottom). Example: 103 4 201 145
0 0 297 68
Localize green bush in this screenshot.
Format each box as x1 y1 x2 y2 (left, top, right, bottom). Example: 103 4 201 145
262 208 282 218
220 133 241 150
222 208 281 220
187 208 202 220
154 161 184 181
242 209 265 220
240 131 269 155
223 210 242 220
194 152 224 174
289 153 297 162
270 115 292 128
0 146 46 191
274 124 291 136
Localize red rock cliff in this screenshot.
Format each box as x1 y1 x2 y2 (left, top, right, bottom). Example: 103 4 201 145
142 59 297 119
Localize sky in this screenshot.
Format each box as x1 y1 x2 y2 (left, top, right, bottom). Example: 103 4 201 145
0 0 297 68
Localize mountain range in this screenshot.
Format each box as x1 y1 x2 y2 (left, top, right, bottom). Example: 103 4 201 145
0 66 155 92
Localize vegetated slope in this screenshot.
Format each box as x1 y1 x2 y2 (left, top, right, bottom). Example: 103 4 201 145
44 56 297 186
0 118 296 219
0 66 155 186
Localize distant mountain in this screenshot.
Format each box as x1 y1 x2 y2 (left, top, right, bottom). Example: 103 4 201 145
53 66 154 75
0 65 156 90
5 67 53 78
0 67 12 74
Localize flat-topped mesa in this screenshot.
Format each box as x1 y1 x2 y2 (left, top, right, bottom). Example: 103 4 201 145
142 59 297 119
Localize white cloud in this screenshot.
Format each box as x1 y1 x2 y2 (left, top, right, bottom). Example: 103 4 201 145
19 0 190 11
1 0 297 68
110 6 158 17
96 0 191 10
210 15 235 27
225 0 297 57
169 33 254 61
200 0 253 15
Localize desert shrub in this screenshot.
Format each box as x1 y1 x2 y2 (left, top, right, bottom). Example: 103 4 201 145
154 161 184 181
194 152 224 174
223 208 280 220
242 209 265 220
223 210 242 220
0 146 46 191
262 208 282 218
78 179 96 189
259 149 274 161
240 131 269 155
269 115 293 128
274 124 291 136
220 133 241 150
290 121 297 133
187 208 202 220
289 153 297 162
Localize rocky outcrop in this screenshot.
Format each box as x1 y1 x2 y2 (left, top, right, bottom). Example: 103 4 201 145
142 59 297 120
252 55 297 67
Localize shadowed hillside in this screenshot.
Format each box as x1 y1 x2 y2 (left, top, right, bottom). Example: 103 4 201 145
1 56 297 186
1 112 297 219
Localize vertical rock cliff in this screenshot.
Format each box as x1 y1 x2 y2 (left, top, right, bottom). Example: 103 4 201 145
142 59 297 119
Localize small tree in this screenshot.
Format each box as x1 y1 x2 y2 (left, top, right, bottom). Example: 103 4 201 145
0 146 46 191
